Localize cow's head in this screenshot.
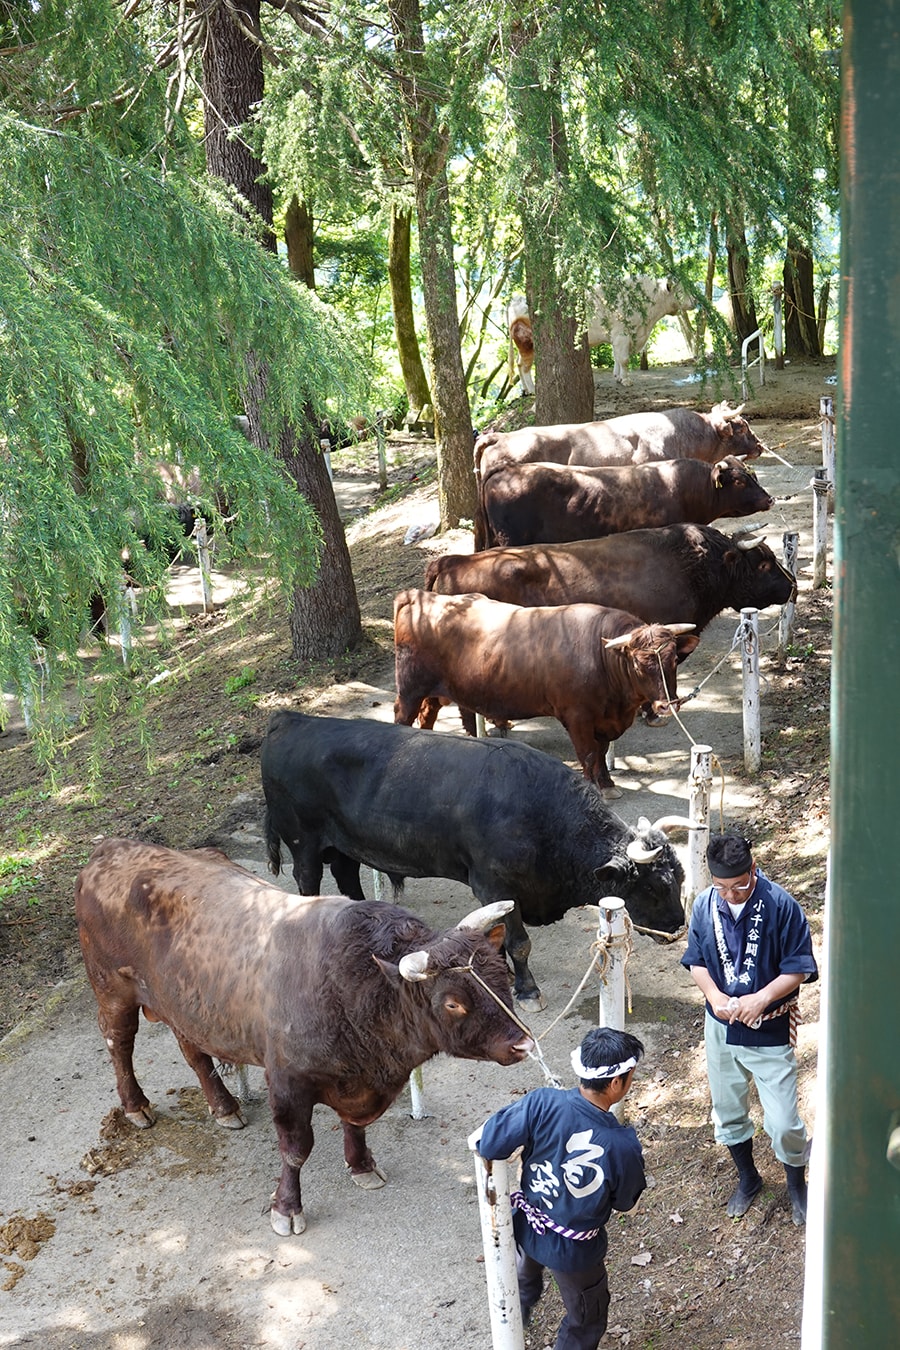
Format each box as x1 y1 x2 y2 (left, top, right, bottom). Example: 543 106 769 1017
725 531 797 608
661 277 698 315
711 456 774 516
604 622 699 718
374 902 534 1066
709 401 768 460
593 814 694 937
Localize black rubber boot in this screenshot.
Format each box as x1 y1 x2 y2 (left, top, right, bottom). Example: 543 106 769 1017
784 1163 808 1225
726 1139 764 1217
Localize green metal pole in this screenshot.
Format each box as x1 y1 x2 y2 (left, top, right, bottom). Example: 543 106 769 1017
810 4 900 1343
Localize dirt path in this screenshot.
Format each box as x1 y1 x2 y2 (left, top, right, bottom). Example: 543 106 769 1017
0 366 832 1349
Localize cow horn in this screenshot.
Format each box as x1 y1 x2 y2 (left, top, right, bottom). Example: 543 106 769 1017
735 533 766 550
398 951 431 982
661 623 696 635
627 839 662 863
651 815 703 833
603 633 633 650
456 900 515 931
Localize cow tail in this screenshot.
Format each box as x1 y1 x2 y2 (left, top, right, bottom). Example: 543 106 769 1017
264 807 282 876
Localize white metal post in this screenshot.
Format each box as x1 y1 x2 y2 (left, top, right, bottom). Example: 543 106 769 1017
468 1147 525 1350
772 283 784 369
740 608 761 774
685 745 712 919
375 414 388 492
408 1066 428 1119
812 468 830 589
594 897 627 1034
820 395 835 486
194 517 213 613
117 582 133 665
778 531 800 657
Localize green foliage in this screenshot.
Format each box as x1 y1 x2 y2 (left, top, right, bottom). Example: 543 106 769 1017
0 115 369 747
223 667 257 696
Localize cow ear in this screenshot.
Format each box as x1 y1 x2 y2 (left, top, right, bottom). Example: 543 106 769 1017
485 922 507 952
372 954 403 987
676 634 701 659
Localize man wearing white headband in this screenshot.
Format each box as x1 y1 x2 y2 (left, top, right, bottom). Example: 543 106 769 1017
476 1027 646 1350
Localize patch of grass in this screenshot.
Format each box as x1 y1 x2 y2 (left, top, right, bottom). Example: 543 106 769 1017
0 855 41 906
224 667 257 698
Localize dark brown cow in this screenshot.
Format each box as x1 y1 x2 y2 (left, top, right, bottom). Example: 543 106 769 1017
393 588 699 797
474 455 773 551
75 839 532 1236
474 403 767 480
425 525 796 634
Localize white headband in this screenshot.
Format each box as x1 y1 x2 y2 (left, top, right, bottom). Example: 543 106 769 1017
571 1050 638 1081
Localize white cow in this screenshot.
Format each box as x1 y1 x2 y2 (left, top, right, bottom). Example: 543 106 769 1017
507 276 696 391
507 295 535 394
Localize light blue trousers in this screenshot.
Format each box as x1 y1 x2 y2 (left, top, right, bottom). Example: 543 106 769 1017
704 1012 810 1167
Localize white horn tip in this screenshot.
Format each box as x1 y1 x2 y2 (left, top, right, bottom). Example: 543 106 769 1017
398 951 431 982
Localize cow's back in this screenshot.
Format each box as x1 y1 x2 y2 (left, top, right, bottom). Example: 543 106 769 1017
75 838 355 1067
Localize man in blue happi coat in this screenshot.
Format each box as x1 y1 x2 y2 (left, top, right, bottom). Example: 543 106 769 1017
476 1026 646 1350
682 831 818 1224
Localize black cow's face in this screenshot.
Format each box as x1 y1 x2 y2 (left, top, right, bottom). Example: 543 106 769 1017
598 840 685 937
729 542 797 609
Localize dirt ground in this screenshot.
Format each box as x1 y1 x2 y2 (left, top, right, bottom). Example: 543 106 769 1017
0 355 834 1349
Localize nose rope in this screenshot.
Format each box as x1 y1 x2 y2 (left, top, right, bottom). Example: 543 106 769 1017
450 962 534 1039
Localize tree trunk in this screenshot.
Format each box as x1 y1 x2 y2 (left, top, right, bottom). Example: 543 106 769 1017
199 0 361 658
509 41 594 426
285 194 315 287
198 0 275 252
817 277 831 354
388 0 475 529
388 202 431 412
784 236 822 357
725 215 758 347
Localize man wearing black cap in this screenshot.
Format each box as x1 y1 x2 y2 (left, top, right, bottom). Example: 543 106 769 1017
681 832 818 1224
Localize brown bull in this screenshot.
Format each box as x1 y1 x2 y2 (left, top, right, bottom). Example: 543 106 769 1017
474 454 773 551
425 524 796 635
75 839 532 1236
474 402 767 479
393 588 699 797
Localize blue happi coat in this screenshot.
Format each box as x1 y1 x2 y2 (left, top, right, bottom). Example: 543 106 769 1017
478 1087 646 1272
681 867 818 1047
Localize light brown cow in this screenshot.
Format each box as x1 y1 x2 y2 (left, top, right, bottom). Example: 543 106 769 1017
393 588 699 798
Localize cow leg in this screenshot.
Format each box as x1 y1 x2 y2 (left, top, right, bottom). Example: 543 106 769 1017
562 718 623 801
288 842 325 896
415 697 443 730
172 1032 245 1129
342 1121 387 1189
504 906 546 1014
97 1002 156 1128
268 1076 315 1236
329 851 366 901
611 334 631 384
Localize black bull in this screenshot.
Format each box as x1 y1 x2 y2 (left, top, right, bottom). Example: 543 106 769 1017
261 711 693 1011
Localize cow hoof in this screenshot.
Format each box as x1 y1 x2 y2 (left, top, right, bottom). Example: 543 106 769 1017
350 1165 388 1190
601 786 623 800
517 991 547 1014
124 1106 156 1129
270 1206 307 1236
212 1109 246 1130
